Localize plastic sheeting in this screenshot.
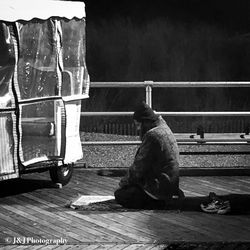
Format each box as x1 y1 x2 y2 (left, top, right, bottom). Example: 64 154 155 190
0 0 86 22
0 23 15 108
20 100 65 165
17 18 89 100
64 101 83 164
0 112 18 178
61 19 89 97
0 9 89 170
0 23 19 179
17 20 58 100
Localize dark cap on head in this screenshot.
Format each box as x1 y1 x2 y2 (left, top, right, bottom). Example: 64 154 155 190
133 101 159 122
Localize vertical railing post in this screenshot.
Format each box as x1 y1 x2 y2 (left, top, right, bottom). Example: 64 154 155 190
144 81 153 108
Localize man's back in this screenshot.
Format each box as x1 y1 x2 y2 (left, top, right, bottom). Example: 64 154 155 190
139 116 180 199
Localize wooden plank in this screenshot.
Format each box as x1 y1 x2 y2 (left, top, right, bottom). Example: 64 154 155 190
142 210 250 241
107 244 131 250
66 211 147 242
7 247 30 250
66 245 105 250
20 193 134 243
51 245 75 250
38 177 112 202
45 170 250 242
1 170 250 247
74 244 102 250
190 178 235 193
237 177 250 185
146 245 169 250
9 195 114 243
141 210 224 241
69 178 115 195
180 177 208 196
0 222 26 239
87 244 119 250
63 177 198 243
0 246 18 250
0 205 52 239
96 212 159 240
0 228 15 243
121 244 155 250
211 176 250 193
71 170 118 189
131 211 212 242
0 199 79 243
38 245 62 250
25 246 49 250
38 172 250 214
191 176 250 194
23 190 68 207
0 201 66 240
26 196 129 243
198 212 250 235
49 176 168 241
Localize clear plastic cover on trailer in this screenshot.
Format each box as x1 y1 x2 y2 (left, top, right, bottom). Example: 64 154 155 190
0 1 89 181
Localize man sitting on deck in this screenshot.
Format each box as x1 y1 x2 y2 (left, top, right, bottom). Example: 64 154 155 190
115 102 184 209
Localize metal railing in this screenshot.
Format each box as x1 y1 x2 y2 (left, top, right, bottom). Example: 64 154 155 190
81 81 250 146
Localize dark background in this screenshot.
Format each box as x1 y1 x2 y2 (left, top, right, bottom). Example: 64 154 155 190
74 0 250 133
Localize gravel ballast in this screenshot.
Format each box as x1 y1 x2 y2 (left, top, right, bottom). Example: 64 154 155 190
78 132 250 169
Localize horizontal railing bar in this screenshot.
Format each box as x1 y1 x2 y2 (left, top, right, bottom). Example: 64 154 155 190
81 140 250 146
158 111 250 116
91 81 250 88
91 82 148 88
81 112 133 116
81 111 250 116
180 142 250 145
180 151 250 155
82 141 141 145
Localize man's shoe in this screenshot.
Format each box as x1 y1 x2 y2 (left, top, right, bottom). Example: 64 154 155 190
201 192 231 214
201 200 221 213
217 201 231 215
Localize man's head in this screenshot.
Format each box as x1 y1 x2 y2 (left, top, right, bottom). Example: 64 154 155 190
133 101 159 123
133 101 159 136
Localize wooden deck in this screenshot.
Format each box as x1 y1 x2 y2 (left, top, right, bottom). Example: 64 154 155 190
0 168 250 249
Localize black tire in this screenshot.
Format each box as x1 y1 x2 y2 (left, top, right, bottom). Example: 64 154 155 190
49 163 74 186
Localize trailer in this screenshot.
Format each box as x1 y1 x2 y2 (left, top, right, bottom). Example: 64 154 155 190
0 0 90 185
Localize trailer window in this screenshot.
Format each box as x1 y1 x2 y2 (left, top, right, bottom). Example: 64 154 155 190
61 19 89 97
0 23 15 108
17 19 58 100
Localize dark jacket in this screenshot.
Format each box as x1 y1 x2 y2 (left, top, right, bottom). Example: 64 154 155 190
120 116 180 200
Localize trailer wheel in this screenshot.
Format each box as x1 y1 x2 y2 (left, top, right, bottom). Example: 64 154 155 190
49 163 74 186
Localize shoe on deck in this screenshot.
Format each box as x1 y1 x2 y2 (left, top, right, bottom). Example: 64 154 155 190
200 192 231 214
217 201 231 214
